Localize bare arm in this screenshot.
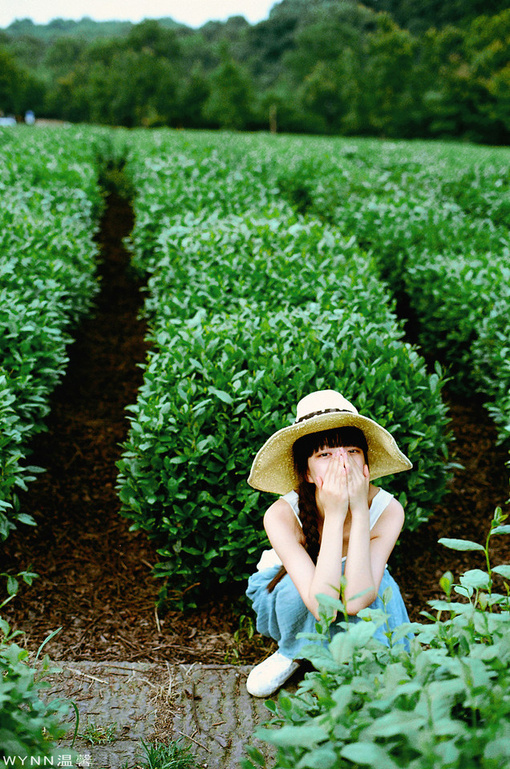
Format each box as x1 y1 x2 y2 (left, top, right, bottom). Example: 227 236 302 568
343 496 405 615
264 451 349 620
341 453 405 614
264 499 345 620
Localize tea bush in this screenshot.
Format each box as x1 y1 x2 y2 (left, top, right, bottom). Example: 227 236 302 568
0 127 104 539
118 135 451 604
0 633 71 760
142 216 394 322
243 508 510 769
124 129 290 272
403 252 510 375
118 301 449 595
400 245 510 448
266 136 510 446
472 292 510 446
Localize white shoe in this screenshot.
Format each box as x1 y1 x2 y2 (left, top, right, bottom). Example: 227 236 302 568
246 651 300 697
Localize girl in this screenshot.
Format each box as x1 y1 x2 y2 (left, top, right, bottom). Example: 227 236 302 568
245 389 412 697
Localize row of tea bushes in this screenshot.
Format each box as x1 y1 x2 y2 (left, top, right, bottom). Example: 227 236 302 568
123 129 291 275
472 283 510 445
0 127 104 540
142 217 396 323
266 136 510 449
117 131 451 604
403 251 510 392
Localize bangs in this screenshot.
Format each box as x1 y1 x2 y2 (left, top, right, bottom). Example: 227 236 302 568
293 426 369 475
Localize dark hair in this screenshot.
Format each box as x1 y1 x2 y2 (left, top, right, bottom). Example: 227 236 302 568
266 426 368 592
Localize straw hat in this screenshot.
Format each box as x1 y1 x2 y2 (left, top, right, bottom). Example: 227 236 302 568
248 390 412 494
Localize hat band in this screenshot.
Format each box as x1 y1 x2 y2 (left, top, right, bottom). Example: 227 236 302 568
295 408 353 424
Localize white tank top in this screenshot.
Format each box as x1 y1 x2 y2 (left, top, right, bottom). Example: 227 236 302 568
256 487 394 571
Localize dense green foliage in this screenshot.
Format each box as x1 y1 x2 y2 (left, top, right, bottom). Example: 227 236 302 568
0 126 103 539
1 0 509 143
0 578 72 761
257 137 510 446
243 508 510 769
116 130 451 606
1 125 508 609
361 0 509 33
0 125 507 761
0 634 70 759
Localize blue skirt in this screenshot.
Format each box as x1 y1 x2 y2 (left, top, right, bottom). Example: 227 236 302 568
246 564 410 659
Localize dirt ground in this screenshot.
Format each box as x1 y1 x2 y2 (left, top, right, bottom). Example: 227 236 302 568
2 192 509 666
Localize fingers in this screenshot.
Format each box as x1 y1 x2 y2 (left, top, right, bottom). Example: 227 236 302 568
316 451 349 517
323 450 347 489
344 453 369 508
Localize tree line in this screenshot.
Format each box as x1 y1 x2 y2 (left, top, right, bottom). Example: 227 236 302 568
1 0 509 144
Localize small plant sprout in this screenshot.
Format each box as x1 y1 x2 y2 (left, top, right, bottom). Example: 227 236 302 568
78 720 118 745
438 506 510 612
136 738 198 769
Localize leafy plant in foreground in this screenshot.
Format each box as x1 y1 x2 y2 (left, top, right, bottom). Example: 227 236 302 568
243 507 510 769
0 577 73 761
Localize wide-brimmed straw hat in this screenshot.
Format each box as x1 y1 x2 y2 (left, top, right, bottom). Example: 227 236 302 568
248 390 412 494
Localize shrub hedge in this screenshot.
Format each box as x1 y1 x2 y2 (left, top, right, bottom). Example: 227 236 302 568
118 300 449 601
403 252 510 375
266 136 510 447
118 132 451 606
0 127 104 539
0 576 71 761
472 289 510 446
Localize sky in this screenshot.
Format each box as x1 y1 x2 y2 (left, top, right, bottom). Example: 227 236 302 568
0 0 279 29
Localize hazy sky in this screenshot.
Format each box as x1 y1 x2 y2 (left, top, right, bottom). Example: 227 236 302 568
0 0 279 29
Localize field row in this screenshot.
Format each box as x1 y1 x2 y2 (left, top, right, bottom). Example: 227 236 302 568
0 126 106 540
116 130 457 603
268 136 510 442
1 123 508 769
1 128 509 597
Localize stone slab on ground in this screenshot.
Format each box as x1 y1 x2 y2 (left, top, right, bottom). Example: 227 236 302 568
43 661 281 769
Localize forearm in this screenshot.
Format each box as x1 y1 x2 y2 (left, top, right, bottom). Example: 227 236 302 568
343 511 376 614
308 516 345 620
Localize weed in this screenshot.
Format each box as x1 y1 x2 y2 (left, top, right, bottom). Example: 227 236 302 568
78 720 118 746
225 613 274 664
134 738 199 769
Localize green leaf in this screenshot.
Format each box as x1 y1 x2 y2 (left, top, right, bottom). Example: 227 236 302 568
256 724 328 748
460 569 491 589
491 525 510 536
340 742 399 768
16 513 37 527
438 538 485 552
485 738 510 759
366 710 427 738
492 565 510 578
297 746 337 769
243 746 267 767
427 599 473 613
21 570 39 585
208 387 233 405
